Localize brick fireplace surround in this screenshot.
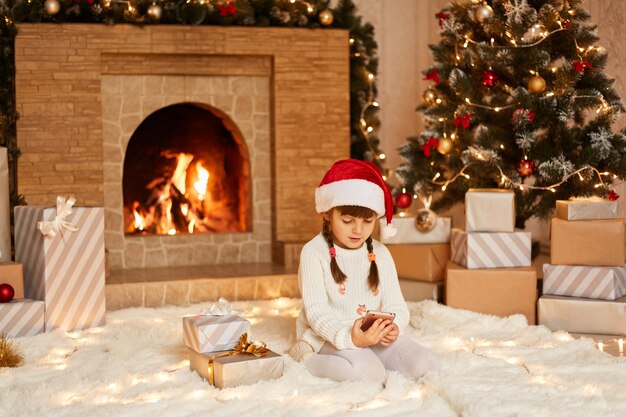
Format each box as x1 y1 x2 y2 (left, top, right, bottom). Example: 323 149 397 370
14 24 349 309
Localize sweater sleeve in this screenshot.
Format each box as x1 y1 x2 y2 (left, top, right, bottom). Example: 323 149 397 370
298 245 358 350
376 243 410 334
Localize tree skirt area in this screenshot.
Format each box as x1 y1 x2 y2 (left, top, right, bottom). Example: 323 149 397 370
1 299 625 417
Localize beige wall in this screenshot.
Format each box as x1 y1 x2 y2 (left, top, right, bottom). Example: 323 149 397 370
350 0 626 236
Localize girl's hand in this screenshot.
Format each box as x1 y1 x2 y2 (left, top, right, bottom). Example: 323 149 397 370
379 323 399 346
351 317 393 348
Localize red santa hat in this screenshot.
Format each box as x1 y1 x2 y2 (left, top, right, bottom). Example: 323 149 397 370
315 159 395 231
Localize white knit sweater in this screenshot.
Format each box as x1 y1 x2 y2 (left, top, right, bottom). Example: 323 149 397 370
296 234 410 352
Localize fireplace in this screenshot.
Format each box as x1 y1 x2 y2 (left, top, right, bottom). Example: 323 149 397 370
123 103 250 236
14 24 349 273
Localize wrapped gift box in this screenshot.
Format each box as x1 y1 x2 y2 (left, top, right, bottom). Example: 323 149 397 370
555 199 618 221
543 264 626 300
450 228 531 269
386 243 450 282
399 279 443 302
379 216 451 244
445 262 537 324
183 314 250 353
0 262 25 299
550 217 625 266
14 201 106 332
465 189 515 233
538 294 626 335
188 347 284 388
0 299 45 337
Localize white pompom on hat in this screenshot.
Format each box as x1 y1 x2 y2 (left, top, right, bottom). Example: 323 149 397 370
315 159 396 235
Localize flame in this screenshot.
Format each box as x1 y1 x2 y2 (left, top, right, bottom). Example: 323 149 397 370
172 153 194 195
132 202 146 231
194 161 210 201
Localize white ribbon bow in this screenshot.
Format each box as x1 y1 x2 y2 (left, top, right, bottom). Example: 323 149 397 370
37 196 79 239
201 297 241 316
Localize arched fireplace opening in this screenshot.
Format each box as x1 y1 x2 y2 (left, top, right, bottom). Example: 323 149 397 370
122 103 250 236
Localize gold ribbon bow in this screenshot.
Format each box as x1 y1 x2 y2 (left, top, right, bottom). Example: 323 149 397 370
206 333 268 385
37 196 79 239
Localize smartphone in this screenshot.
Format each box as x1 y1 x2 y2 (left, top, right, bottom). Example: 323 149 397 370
360 310 396 331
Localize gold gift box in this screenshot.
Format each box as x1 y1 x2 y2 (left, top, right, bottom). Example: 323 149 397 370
550 217 625 266
386 243 450 282
555 199 618 221
465 188 516 233
445 262 537 324
188 348 284 389
538 294 626 335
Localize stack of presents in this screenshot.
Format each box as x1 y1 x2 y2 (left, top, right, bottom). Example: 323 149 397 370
379 208 451 302
183 299 284 387
0 197 106 336
538 199 626 342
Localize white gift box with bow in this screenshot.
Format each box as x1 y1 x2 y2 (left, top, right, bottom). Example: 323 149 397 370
14 196 106 332
183 298 251 354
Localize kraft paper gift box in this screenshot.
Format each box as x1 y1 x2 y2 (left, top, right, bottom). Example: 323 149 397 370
379 216 451 244
0 299 45 337
188 347 284 388
14 197 106 332
399 279 443 302
183 314 250 354
555 199 618 221
465 189 515 233
538 294 626 335
450 228 531 269
550 217 625 266
542 264 626 300
386 243 450 282
0 262 25 299
445 262 537 324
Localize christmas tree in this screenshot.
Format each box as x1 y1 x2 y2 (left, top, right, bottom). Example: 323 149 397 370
397 0 626 229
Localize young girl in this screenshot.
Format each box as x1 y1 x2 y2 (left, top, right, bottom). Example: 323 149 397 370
290 158 440 384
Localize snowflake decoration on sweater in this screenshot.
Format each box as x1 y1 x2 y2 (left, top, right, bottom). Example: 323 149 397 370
538 154 575 180
589 128 613 159
502 0 536 26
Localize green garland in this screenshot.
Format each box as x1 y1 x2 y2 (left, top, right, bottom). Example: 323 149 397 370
0 0 384 208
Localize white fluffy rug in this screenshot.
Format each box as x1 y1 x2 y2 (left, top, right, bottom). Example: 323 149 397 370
1 299 625 417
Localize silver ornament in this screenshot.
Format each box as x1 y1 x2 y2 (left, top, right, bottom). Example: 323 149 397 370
415 208 438 233
475 4 493 23
44 0 61 15
147 3 163 20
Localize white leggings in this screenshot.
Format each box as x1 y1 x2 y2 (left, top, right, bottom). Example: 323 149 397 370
304 336 440 384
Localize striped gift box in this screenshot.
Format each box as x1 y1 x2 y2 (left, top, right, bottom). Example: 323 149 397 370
183 314 250 354
543 264 626 300
14 205 106 332
451 228 531 269
0 299 45 337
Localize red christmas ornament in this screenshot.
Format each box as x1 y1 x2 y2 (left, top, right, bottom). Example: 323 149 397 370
219 1 237 16
395 192 413 209
481 69 499 87
437 11 450 28
572 60 593 73
609 189 620 201
421 136 439 157
454 113 472 129
423 69 441 84
517 159 535 177
562 19 571 29
0 283 15 303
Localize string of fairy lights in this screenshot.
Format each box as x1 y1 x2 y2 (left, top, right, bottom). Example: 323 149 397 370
422 3 620 194
359 70 386 164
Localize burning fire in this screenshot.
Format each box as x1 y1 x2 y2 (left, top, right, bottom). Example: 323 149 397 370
126 152 235 235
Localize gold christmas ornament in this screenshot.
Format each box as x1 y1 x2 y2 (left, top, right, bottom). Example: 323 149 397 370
528 75 546 93
415 208 438 233
147 3 163 20
437 137 453 154
44 0 61 15
318 9 334 26
475 4 493 22
422 88 437 105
